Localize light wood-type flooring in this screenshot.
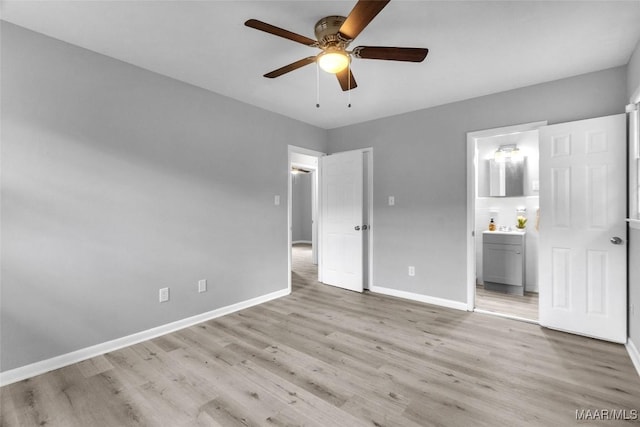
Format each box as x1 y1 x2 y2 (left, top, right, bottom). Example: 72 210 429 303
475 284 539 321
1 243 639 426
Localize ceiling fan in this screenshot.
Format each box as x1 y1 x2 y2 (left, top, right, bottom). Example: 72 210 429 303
245 0 429 91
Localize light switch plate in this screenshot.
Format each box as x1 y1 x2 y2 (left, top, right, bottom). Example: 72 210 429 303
274 195 280 206
198 279 207 293
388 196 395 206
159 287 169 303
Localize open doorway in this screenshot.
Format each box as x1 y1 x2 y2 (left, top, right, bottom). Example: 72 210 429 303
287 146 374 295
288 146 324 293
467 122 546 322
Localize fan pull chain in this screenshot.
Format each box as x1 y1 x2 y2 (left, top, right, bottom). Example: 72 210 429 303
316 62 320 108
347 62 352 108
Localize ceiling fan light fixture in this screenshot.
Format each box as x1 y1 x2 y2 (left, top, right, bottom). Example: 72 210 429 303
318 50 350 74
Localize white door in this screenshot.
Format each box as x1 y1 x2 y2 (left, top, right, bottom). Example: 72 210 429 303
539 114 627 343
320 150 363 292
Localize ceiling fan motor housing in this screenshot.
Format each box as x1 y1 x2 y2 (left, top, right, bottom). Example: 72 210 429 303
314 16 349 48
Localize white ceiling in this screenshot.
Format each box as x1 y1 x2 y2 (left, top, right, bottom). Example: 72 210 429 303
2 1 639 129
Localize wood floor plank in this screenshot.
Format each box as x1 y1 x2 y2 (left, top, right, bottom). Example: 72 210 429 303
226 358 353 427
168 347 282 425
475 284 539 320
76 355 114 379
2 243 639 426
230 358 369 427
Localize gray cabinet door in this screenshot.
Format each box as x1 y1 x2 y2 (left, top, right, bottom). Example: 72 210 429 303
483 243 524 287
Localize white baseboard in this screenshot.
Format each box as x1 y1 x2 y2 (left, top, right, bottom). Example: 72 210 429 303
626 338 640 378
474 308 538 325
0 288 290 387
369 286 467 311
292 240 312 245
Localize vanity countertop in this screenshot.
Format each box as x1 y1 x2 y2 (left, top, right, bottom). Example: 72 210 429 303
482 229 526 236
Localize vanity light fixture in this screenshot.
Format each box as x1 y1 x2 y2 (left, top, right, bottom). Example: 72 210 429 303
291 167 312 175
494 144 523 162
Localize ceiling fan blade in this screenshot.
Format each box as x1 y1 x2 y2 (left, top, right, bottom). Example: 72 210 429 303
264 57 317 78
353 46 429 62
336 68 358 91
245 19 317 46
338 0 390 41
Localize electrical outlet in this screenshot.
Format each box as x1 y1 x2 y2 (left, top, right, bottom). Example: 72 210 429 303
159 287 169 303
274 195 280 206
388 196 395 206
198 279 207 293
408 266 415 277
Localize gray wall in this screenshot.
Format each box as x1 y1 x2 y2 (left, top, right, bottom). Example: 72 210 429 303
0 23 327 372
629 38 640 347
628 38 640 99
328 66 627 303
292 173 313 243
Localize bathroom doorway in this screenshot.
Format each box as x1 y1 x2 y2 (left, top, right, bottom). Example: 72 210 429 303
466 122 546 322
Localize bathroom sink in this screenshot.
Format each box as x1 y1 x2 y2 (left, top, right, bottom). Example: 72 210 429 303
482 229 526 236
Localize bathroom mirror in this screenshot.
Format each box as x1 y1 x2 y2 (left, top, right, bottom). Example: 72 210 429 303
488 159 524 197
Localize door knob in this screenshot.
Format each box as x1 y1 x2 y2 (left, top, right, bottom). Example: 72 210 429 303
355 226 361 231
362 225 369 230
610 236 623 245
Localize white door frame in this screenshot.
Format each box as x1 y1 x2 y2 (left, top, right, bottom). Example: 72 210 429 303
466 121 547 311
345 147 374 291
363 149 374 290
288 145 325 293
